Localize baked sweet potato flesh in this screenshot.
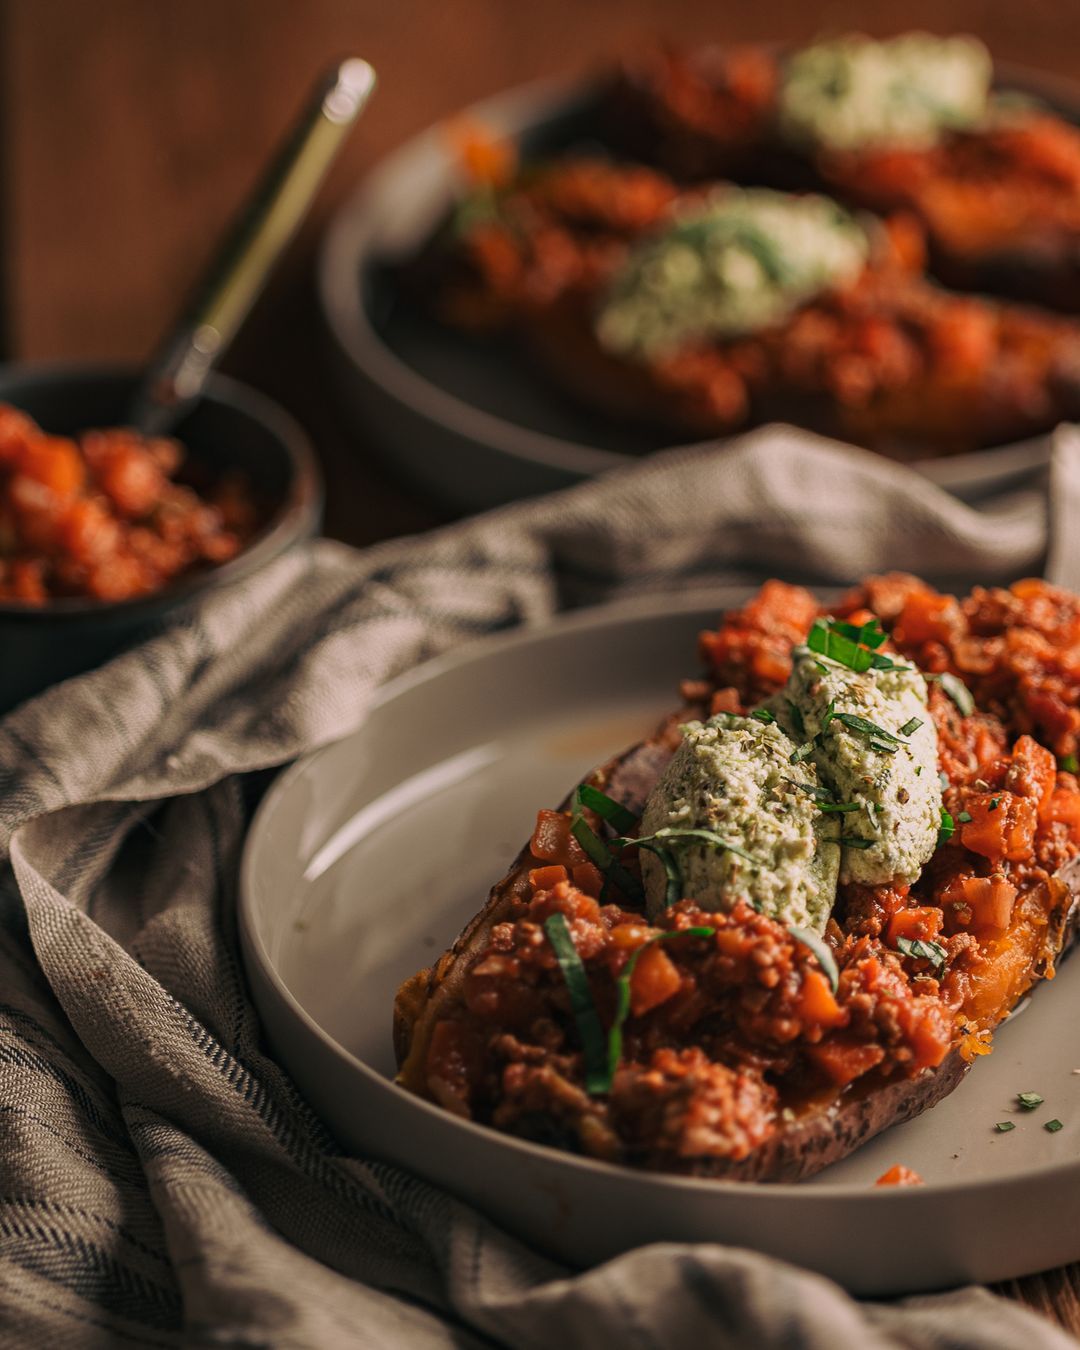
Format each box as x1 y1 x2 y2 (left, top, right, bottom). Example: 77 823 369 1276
394 577 1080 1183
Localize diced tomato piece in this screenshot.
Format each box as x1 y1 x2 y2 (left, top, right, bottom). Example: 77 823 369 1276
629 943 682 1016
530 809 587 867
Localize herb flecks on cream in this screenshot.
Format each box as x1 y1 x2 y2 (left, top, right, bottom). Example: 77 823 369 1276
595 188 869 360
638 713 840 932
778 32 993 153
778 647 941 886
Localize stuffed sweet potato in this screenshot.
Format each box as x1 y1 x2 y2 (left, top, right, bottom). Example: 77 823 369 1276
414 156 1080 454
394 576 1080 1181
609 34 1080 313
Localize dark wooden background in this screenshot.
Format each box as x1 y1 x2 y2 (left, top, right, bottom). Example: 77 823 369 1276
4 0 1079 1332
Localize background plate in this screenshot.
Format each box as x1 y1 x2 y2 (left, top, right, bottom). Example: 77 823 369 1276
318 67 1076 512
240 592 1080 1294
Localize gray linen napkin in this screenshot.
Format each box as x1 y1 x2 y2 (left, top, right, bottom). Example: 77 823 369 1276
1 424 1078 1349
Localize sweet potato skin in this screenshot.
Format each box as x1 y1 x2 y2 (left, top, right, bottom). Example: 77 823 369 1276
393 729 1080 1182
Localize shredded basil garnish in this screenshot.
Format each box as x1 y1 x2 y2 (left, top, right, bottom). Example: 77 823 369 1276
1061 754 1079 773
935 672 975 717
605 926 716 1086
751 707 776 725
957 810 973 824
989 797 1000 812
836 836 875 849
574 783 638 835
819 800 861 814
899 716 923 737
607 827 762 909
569 815 643 903
938 809 955 845
1017 1091 1044 1111
789 740 816 764
896 935 948 972
807 618 874 673
868 740 898 755
543 913 609 1094
783 778 833 803
830 618 888 651
821 698 836 731
788 925 840 993
787 699 806 738
833 712 906 745
805 616 913 673
621 827 761 868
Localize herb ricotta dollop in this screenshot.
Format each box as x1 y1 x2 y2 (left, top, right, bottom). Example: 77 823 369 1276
780 649 941 885
777 32 993 153
638 713 840 932
595 188 869 360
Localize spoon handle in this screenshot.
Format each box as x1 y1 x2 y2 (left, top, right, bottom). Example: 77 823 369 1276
129 57 376 437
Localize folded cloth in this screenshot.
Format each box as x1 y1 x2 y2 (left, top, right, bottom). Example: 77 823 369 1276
2 425 1079 1349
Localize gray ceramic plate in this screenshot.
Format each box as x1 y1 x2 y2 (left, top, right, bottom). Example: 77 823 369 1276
239 591 1080 1295
318 69 1075 512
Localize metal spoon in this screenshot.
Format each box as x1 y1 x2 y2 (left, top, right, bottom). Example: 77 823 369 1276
128 57 377 437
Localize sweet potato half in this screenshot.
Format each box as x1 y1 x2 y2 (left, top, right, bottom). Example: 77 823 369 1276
394 577 1080 1181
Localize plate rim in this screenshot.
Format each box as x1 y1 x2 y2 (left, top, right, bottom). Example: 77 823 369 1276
239 588 1080 1209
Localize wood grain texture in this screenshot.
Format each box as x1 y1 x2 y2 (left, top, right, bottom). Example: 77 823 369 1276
2 0 1080 1328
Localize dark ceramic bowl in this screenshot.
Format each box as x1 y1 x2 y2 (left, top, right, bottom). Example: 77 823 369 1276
0 363 322 713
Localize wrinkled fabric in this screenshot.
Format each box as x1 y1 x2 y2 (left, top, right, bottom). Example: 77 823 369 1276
1 426 1078 1348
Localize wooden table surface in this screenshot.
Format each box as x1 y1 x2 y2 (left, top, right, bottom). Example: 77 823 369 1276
3 0 1079 1334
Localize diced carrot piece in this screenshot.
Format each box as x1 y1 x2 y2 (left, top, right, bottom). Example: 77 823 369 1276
806 1039 885 1087
796 968 847 1029
629 944 682 1016
530 809 587 867
875 1164 924 1187
529 865 568 893
1044 785 1080 836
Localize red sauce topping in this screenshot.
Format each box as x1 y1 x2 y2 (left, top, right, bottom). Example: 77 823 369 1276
0 405 257 605
420 576 1080 1169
